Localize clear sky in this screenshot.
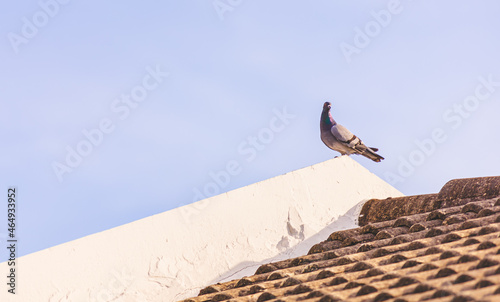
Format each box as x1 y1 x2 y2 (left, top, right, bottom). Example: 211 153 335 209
1 1 500 261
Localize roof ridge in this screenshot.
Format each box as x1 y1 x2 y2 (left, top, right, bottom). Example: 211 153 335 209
438 176 500 201
360 176 500 226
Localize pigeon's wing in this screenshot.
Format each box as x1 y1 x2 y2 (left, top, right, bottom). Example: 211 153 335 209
330 122 384 162
331 124 358 147
332 124 372 153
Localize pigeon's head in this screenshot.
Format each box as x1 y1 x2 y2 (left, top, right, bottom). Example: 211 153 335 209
323 102 332 111
321 101 335 126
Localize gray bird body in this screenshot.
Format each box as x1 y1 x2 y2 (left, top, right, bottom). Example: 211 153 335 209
320 102 384 162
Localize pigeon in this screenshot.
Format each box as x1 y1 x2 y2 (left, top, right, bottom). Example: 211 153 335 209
320 102 384 162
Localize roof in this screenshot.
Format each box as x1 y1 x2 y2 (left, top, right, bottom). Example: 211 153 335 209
179 176 500 302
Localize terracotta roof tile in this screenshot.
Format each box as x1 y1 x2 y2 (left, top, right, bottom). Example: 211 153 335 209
180 176 500 302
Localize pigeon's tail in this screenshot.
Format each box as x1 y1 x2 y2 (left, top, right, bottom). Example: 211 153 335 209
362 147 384 162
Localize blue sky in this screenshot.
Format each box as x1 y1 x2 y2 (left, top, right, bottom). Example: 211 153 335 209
1 0 500 260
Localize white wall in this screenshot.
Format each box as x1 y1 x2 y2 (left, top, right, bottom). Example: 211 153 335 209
0 157 403 302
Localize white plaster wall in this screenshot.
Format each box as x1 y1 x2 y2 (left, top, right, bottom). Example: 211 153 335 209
0 157 403 302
